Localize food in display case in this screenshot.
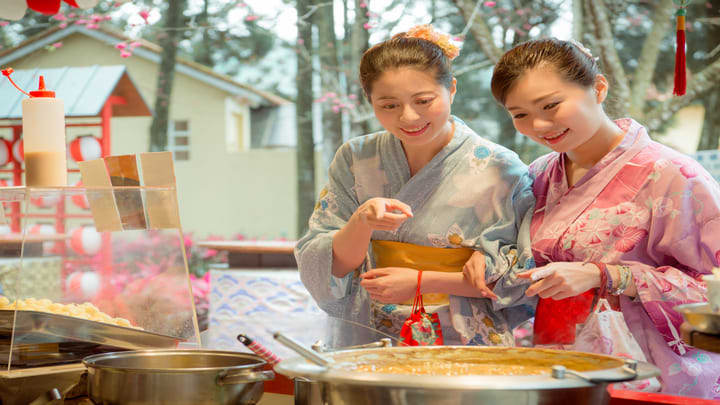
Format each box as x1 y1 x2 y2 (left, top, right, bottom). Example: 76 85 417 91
0 296 138 329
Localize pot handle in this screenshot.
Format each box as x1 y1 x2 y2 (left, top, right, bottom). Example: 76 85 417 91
217 370 275 386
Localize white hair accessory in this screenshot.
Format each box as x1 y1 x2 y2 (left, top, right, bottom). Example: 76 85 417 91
568 39 599 62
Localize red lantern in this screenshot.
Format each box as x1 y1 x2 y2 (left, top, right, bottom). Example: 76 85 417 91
12 139 23 164
30 194 61 208
0 139 12 166
28 224 56 235
66 271 101 300
69 226 102 256
0 179 14 187
69 136 102 162
72 181 90 209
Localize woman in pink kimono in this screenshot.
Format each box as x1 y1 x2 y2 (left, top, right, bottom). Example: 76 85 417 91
485 38 720 398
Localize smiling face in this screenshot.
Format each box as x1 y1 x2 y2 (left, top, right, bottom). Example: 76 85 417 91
503 66 607 153
370 67 456 151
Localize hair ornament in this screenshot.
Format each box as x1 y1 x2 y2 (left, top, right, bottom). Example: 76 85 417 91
406 24 461 60
568 39 599 63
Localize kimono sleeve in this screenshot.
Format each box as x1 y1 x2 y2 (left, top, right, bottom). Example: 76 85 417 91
622 161 720 355
479 154 537 327
294 142 365 313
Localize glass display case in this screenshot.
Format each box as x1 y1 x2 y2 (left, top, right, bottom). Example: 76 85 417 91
0 186 199 374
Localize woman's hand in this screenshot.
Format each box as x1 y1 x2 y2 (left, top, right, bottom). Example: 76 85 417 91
353 198 413 232
518 262 601 300
462 251 498 300
360 267 418 303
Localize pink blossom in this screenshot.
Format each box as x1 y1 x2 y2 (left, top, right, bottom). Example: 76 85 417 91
332 105 340 113
516 9 525 15
139 10 150 23
297 39 304 45
68 13 77 18
359 2 367 8
53 14 67 21
326 92 336 98
120 50 132 58
483 1 496 7
115 42 127 49
52 42 63 48
245 15 259 22
363 22 373 29
348 94 357 100
59 23 68 28
129 41 142 48
86 23 99 29
0 22 9 27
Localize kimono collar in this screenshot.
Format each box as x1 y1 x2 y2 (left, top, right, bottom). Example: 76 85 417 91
387 115 471 182
536 118 651 256
558 118 647 191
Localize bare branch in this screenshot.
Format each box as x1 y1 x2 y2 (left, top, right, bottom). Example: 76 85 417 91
629 0 674 118
644 58 720 132
454 59 494 76
453 0 504 63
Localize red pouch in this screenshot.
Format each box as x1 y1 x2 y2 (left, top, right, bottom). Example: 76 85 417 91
399 271 443 346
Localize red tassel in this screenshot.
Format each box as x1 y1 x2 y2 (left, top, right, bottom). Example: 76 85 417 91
673 12 687 96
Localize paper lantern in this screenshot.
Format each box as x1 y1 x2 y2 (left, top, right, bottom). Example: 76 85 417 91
69 226 101 256
0 179 14 187
71 181 90 209
12 139 23 164
0 139 12 166
69 136 102 162
65 271 101 300
30 194 61 208
28 224 55 235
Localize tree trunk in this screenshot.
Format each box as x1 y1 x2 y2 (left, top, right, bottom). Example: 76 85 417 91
193 0 213 67
627 0 674 118
149 0 186 152
697 91 720 151
296 0 316 237
315 0 344 169
350 0 371 135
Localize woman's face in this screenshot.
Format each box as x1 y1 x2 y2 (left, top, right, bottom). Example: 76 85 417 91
370 67 456 149
503 66 607 153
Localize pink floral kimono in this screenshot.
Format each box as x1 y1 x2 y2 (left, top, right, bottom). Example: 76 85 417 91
529 118 720 398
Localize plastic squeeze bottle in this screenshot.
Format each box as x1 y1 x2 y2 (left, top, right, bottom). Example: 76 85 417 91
2 68 67 187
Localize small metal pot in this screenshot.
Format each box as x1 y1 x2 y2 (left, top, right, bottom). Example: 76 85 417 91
83 349 274 405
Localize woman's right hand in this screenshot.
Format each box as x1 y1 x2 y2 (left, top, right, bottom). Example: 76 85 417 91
353 198 413 231
462 251 498 300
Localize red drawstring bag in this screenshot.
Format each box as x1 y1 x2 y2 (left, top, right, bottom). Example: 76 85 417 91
399 271 443 346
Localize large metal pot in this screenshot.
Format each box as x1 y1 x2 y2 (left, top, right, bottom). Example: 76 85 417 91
83 349 274 405
275 346 659 405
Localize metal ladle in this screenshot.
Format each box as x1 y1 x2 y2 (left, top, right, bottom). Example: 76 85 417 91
273 331 332 367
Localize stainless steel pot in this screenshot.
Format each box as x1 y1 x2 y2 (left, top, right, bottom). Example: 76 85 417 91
275 346 660 405
83 349 274 405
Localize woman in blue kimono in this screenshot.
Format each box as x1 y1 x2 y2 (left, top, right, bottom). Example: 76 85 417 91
295 25 535 346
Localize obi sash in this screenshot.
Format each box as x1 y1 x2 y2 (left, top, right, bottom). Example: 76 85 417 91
371 240 474 305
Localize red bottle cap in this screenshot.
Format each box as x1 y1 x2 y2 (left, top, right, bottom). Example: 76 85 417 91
28 76 55 98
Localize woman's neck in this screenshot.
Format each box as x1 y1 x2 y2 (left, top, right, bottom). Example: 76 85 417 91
403 119 455 176
566 117 624 170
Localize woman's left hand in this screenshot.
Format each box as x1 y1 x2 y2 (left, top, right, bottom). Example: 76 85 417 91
360 267 418 303
517 262 601 300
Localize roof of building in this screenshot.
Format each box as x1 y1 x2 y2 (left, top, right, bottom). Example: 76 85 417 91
0 24 291 108
0 65 151 119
